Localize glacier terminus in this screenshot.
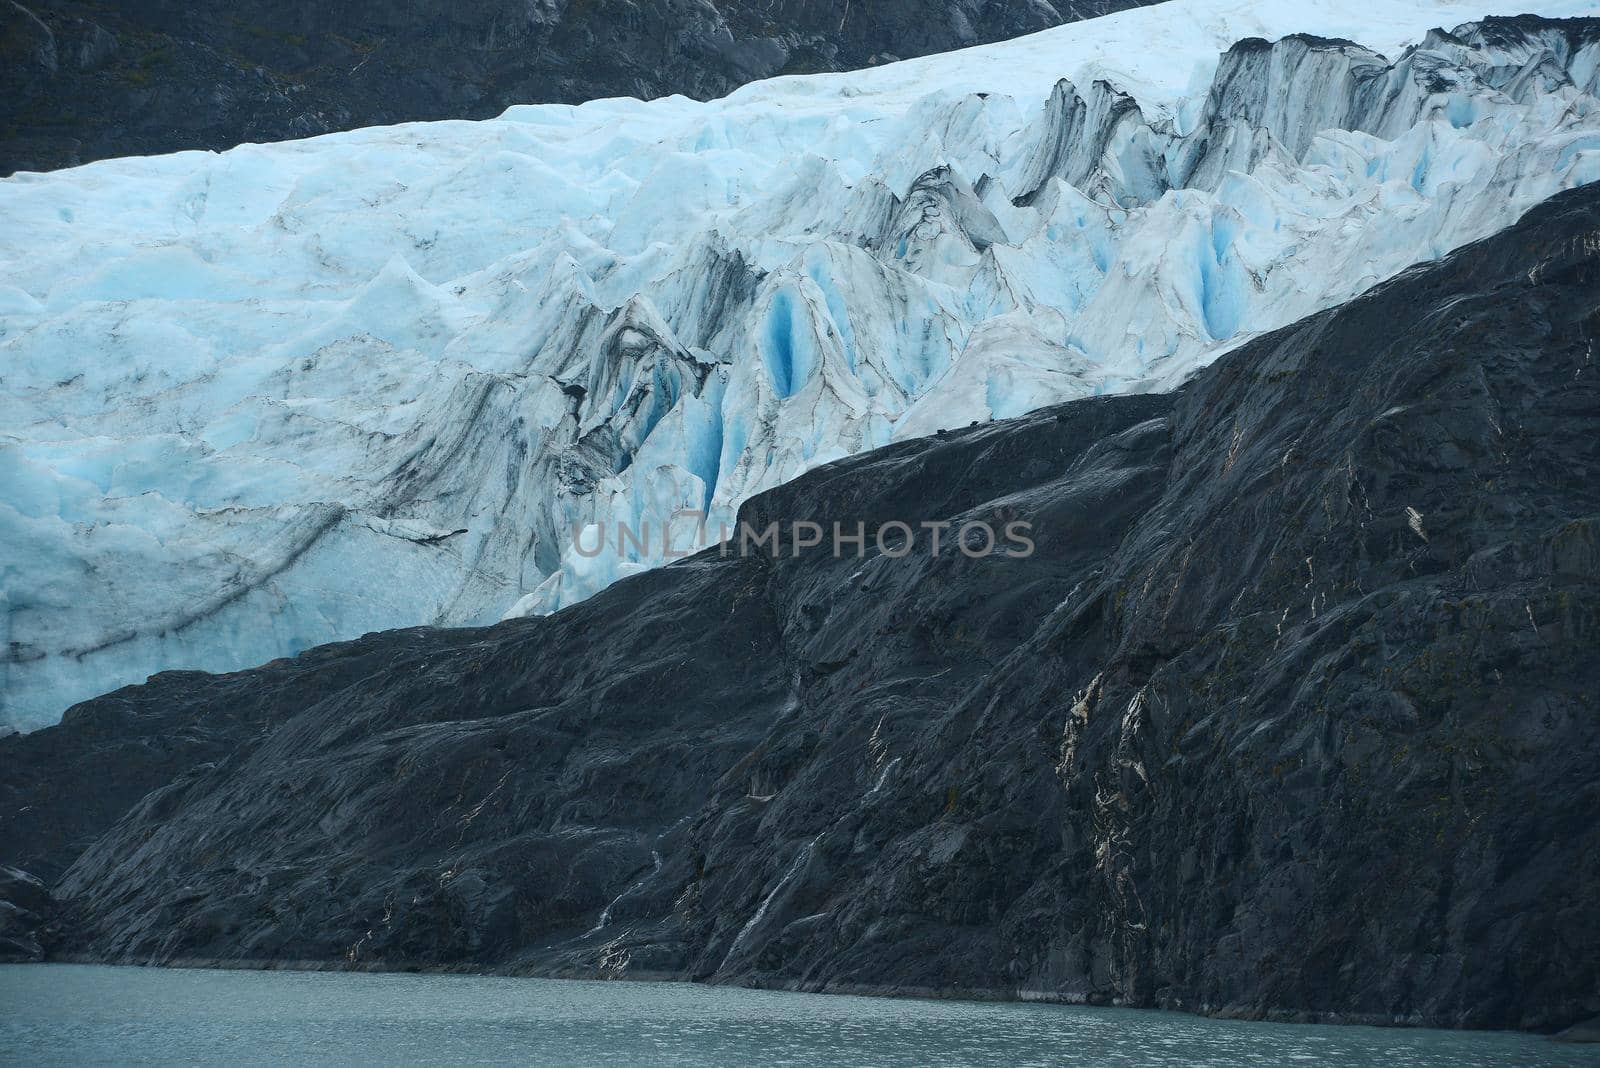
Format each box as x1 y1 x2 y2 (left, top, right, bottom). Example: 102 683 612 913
1 0 1598 730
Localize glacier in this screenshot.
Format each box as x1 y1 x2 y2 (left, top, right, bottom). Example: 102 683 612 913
1 0 1598 731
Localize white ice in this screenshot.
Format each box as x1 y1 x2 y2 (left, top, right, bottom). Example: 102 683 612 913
1 0 1597 729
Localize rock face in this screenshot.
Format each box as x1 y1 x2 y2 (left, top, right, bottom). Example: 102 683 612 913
3 183 1595 1030
1556 1016 1600 1043
0 866 56 961
0 0 1159 174
0 651 445 884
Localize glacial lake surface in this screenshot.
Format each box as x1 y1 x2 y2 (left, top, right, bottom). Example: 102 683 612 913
2 964 1595 1066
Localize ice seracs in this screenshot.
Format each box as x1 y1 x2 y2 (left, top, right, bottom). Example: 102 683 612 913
1 0 1598 729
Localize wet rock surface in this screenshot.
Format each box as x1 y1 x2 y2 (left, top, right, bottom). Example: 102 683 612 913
0 0 1158 175
2 184 1598 1030
0 865 57 961
1556 1016 1600 1043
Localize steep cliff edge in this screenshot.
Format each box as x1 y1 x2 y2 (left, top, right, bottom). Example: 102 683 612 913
3 183 1598 1030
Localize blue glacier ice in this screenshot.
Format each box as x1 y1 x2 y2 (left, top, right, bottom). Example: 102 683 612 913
1 0 1598 729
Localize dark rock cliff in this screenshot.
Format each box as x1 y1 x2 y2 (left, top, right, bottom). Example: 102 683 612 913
0 0 1160 175
2 183 1598 1030
0 865 57 962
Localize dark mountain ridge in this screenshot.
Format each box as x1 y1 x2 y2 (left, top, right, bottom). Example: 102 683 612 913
1 182 1598 1031
0 0 1161 175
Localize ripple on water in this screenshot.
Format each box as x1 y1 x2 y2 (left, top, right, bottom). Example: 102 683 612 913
1 965 1595 1067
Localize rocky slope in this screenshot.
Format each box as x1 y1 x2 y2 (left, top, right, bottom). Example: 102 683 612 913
0 0 1161 175
4 182 1596 1030
5 3 1597 732
0 865 57 961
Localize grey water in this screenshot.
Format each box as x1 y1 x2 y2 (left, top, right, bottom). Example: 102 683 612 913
1 964 1595 1066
